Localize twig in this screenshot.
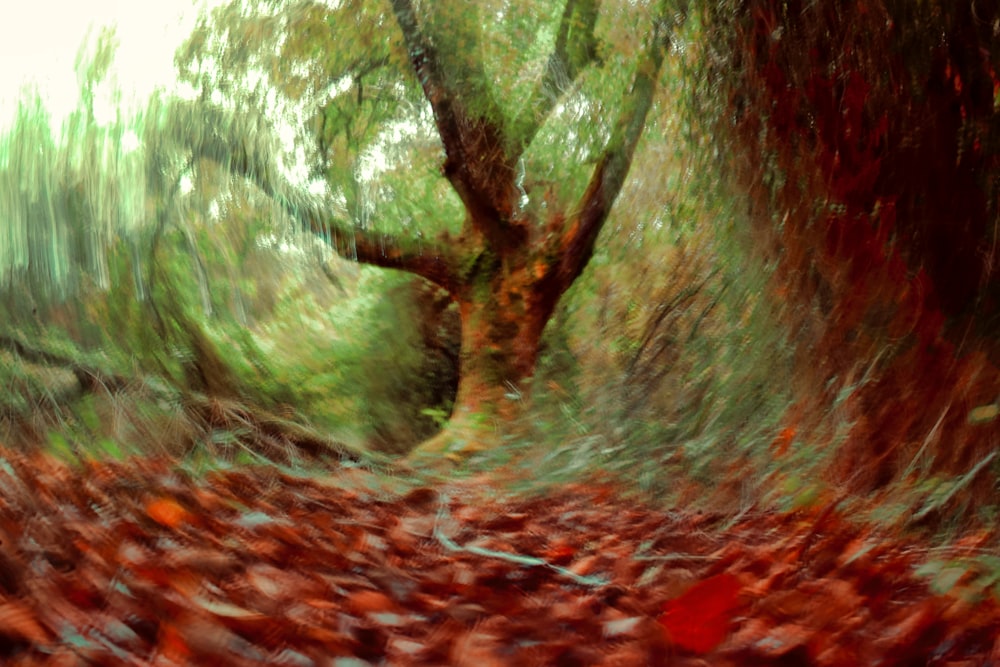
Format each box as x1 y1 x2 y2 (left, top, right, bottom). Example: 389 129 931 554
433 494 608 588
633 552 721 563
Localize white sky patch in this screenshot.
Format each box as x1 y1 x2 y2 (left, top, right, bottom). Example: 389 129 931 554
120 129 141 153
0 0 225 131
178 173 195 196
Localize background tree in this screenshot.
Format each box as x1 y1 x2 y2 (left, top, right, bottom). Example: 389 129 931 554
169 0 690 457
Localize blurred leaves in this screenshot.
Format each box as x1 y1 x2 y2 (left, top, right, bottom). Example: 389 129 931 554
0 451 993 663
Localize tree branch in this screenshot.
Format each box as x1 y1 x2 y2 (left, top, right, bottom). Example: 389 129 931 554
554 0 685 291
387 0 461 154
511 0 601 155
388 0 518 238
162 101 462 293
0 334 128 394
293 199 461 293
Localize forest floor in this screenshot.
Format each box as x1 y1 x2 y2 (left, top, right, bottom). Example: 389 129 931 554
0 450 997 666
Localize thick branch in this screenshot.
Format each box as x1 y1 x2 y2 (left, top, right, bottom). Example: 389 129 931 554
554 1 685 291
257 172 460 294
0 334 128 394
294 201 461 293
389 0 518 235
167 102 461 293
511 0 601 155
387 0 461 153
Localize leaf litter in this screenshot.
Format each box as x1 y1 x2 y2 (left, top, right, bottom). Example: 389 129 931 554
0 449 995 665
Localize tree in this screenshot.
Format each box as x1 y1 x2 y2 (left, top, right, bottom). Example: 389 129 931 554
169 0 688 458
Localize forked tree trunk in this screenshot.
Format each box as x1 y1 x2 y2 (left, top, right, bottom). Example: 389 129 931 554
393 0 677 460
192 0 682 463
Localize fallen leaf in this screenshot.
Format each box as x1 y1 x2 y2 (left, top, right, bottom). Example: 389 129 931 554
569 554 600 576
0 601 50 645
658 573 741 653
543 539 576 564
146 497 190 529
347 589 395 615
749 622 812 658
603 616 642 638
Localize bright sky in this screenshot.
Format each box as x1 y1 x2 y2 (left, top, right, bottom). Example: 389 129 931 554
0 0 220 130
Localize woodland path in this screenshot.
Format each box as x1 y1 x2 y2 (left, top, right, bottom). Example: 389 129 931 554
0 451 996 666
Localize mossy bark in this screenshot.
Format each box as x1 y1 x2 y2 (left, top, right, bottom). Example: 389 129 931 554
410 253 554 460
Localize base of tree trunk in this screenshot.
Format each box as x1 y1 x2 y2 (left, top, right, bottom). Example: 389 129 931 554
406 418 499 465
406 379 525 465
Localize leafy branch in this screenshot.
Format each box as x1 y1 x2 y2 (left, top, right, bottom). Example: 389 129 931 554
548 0 688 293
510 0 602 155
162 100 462 292
389 0 521 243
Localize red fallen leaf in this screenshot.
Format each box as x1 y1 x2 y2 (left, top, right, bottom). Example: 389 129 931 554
158 622 191 663
658 573 741 654
568 554 600 577
0 601 50 645
347 589 395 615
543 539 576 564
146 497 190 529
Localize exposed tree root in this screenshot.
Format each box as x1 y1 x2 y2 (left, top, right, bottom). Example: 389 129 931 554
406 420 496 466
180 393 372 465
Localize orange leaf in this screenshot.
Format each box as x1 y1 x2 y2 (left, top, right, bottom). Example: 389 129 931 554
658 573 741 654
348 589 394 615
146 497 190 529
569 554 600 577
158 622 191 663
771 425 797 457
0 602 50 645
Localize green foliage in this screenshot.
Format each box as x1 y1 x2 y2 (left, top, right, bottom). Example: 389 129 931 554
0 30 459 457
245 268 458 453
0 0 793 512
916 551 1000 603
8 0 982 545
521 212 791 506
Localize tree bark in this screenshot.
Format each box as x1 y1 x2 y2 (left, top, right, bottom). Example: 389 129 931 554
412 248 555 458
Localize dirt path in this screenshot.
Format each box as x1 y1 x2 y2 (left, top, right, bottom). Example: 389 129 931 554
0 452 995 665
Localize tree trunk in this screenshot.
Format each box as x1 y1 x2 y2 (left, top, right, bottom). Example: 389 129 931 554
409 251 555 460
